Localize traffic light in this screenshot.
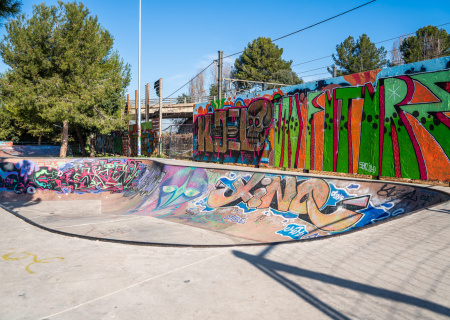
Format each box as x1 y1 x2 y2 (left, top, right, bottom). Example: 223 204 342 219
154 79 162 97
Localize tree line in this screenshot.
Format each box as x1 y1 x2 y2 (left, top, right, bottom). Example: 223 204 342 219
0 1 130 157
185 25 449 102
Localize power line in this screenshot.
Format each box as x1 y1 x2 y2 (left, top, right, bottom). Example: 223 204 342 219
374 21 450 45
223 1 376 60
292 55 332 67
300 72 331 78
166 1 376 101
295 66 329 75
164 61 214 99
291 21 450 67
274 1 376 42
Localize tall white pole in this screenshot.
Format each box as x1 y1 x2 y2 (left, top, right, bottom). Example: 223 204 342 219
137 0 142 156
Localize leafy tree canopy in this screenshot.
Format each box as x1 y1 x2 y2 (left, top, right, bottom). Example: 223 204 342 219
0 0 21 27
329 34 388 76
232 37 298 90
176 93 190 104
400 25 450 64
0 1 130 156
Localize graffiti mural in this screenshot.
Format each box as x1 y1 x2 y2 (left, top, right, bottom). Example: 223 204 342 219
0 159 142 194
93 121 156 157
0 141 13 148
1 160 449 243
129 121 157 157
194 98 274 165
95 131 123 155
122 164 449 242
193 57 450 181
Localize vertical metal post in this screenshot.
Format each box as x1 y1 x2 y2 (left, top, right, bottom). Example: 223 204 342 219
169 125 173 158
218 51 223 102
135 90 138 125
333 65 337 78
145 83 149 122
137 0 142 156
158 78 163 156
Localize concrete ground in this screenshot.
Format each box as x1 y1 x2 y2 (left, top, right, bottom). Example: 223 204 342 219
1 185 450 319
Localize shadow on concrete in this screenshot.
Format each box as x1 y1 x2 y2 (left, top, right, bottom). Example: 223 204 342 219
425 207 450 214
0 198 42 208
232 246 450 319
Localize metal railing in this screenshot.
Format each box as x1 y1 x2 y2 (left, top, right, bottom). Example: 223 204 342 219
129 96 218 107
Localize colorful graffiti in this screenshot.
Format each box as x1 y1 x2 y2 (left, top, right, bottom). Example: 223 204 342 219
1 160 449 243
95 131 124 155
194 98 274 165
121 164 449 241
129 121 157 157
0 159 142 194
193 57 450 181
0 141 13 148
93 121 156 157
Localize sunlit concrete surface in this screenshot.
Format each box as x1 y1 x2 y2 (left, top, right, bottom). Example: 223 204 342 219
1 187 449 319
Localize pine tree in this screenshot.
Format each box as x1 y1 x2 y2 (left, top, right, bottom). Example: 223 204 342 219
0 1 130 156
400 25 450 64
232 37 297 90
329 34 388 76
0 0 21 27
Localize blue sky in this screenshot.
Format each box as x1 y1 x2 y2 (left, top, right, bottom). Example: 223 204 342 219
1 0 449 101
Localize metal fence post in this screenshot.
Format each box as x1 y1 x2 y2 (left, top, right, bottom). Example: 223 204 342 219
169 125 173 158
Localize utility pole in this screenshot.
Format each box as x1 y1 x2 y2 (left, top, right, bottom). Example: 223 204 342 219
137 0 142 156
126 94 130 114
218 51 223 102
158 78 163 156
145 83 149 122
333 65 337 78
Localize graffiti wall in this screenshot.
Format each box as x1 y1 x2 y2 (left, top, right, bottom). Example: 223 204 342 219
0 145 61 157
129 121 157 157
94 131 124 155
193 57 450 181
0 159 142 195
93 121 156 157
0 141 13 148
123 165 448 241
1 160 448 243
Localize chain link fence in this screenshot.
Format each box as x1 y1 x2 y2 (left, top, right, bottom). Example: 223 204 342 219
160 124 193 159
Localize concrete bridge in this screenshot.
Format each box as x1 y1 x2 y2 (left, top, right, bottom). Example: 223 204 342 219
128 96 215 120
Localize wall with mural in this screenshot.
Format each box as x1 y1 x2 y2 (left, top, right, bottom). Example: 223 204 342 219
129 121 157 157
193 57 450 181
0 141 13 148
1 159 448 243
0 159 142 195
93 121 156 157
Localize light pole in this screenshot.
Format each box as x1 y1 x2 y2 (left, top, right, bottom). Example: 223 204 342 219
137 0 142 156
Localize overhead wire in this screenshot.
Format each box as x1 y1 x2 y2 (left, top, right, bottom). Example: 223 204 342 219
222 0 376 60
161 3 449 101
291 21 450 68
165 1 376 99
164 61 214 99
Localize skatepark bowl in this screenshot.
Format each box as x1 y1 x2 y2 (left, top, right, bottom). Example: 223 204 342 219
1 158 449 246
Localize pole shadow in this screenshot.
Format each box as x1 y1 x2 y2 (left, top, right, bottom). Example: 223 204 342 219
232 246 450 319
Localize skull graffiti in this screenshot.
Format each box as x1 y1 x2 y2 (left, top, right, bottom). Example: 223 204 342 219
246 98 273 148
